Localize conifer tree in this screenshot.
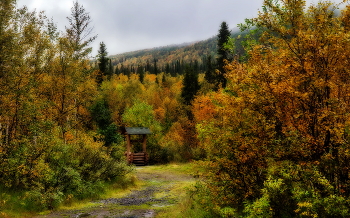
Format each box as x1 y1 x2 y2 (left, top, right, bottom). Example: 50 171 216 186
165 63 170 74
204 55 215 84
97 41 109 84
137 64 144 83
162 73 166 84
216 21 231 88
181 65 200 105
193 60 199 74
114 65 119 75
66 0 97 59
146 59 151 72
120 64 125 75
153 58 158 75
108 59 113 78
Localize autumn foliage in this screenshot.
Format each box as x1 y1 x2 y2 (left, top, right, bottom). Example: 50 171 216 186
193 0 350 217
0 4 197 207
0 1 131 212
3 0 350 217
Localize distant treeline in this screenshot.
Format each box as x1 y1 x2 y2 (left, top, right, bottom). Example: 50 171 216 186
108 29 251 76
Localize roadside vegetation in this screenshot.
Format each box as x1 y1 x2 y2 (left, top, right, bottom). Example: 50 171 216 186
27 163 199 218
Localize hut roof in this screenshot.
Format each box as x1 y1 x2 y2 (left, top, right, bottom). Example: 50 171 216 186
125 127 152 135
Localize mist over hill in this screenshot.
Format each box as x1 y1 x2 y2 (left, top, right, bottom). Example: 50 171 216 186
108 28 247 75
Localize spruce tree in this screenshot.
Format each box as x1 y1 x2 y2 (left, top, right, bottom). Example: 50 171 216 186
66 0 97 59
108 59 113 79
216 21 231 88
161 73 167 87
146 60 151 72
165 63 170 74
193 60 199 74
153 58 158 75
97 41 109 84
181 65 200 105
115 65 119 75
205 55 215 84
137 64 144 83
120 64 125 75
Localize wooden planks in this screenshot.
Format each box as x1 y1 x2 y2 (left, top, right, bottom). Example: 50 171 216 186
126 152 149 166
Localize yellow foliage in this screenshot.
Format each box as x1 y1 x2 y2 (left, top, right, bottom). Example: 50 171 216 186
192 95 216 123
144 73 157 83
154 107 166 121
195 1 350 214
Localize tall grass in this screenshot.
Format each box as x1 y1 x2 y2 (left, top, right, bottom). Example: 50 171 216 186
0 173 137 218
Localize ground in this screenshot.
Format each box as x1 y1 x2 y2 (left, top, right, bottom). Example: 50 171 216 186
31 164 197 218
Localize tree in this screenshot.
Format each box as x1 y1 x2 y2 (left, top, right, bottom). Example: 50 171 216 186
216 21 231 88
89 97 121 147
181 65 200 106
66 0 97 59
165 63 170 75
204 55 215 84
146 59 151 72
108 59 113 77
0 4 133 212
153 58 158 75
114 65 120 75
0 0 16 88
195 1 350 216
97 41 109 84
137 64 144 83
0 0 16 144
122 100 163 163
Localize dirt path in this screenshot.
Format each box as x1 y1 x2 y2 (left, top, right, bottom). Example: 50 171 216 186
33 165 195 218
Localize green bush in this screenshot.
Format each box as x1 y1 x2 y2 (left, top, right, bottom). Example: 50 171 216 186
122 100 168 163
243 161 350 218
0 128 132 211
24 187 64 211
188 181 223 217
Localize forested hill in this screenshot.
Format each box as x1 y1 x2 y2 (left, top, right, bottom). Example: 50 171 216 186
109 29 245 75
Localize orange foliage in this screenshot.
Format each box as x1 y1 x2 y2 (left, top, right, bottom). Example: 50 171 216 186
196 1 350 215
192 95 216 123
144 73 157 83
154 107 166 121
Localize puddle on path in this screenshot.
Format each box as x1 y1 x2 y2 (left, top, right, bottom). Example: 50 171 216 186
32 166 195 218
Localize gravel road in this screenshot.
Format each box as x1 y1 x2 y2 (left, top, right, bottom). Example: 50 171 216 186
32 166 194 218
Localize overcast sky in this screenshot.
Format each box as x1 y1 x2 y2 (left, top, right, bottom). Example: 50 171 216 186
16 0 344 56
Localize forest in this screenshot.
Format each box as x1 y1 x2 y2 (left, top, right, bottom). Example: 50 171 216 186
106 28 248 77
2 0 350 217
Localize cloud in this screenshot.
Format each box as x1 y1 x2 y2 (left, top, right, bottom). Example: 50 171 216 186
84 0 264 55
18 0 344 56
16 0 264 55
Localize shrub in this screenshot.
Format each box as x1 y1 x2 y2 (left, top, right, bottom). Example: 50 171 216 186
0 128 132 211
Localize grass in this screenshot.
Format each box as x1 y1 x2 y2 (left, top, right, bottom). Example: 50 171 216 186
156 195 213 218
0 172 139 218
99 162 205 217
138 162 199 175
57 162 203 217
135 162 213 218
45 173 140 211
0 191 30 218
0 162 210 218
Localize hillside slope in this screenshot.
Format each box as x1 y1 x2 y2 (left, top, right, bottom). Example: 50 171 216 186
109 29 247 74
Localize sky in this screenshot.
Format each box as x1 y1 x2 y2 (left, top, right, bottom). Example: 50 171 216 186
16 0 345 56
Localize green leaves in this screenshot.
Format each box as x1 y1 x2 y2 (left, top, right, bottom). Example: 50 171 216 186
122 100 162 133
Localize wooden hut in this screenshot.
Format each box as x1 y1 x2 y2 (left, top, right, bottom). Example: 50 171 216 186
123 127 151 166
